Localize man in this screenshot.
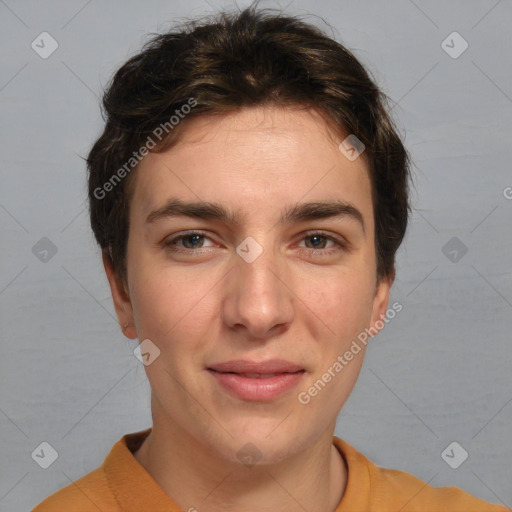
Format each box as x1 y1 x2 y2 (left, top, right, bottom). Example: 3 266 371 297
33 4 509 511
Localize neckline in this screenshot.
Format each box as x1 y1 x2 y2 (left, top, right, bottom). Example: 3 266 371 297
105 428 370 511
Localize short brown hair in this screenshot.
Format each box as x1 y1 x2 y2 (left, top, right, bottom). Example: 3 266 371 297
87 2 411 284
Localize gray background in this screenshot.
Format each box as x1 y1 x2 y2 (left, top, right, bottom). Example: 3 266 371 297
0 0 511 510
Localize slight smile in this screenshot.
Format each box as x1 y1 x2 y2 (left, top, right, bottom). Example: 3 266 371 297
207 359 306 401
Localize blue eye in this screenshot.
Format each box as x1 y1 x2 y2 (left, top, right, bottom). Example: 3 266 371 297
164 231 213 251
176 233 205 249
299 232 348 256
163 230 348 256
304 234 331 249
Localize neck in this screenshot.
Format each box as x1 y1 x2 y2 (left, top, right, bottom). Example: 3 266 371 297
134 399 347 512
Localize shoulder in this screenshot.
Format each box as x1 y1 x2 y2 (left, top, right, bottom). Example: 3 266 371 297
374 465 508 511
31 466 121 512
32 428 152 511
333 436 509 511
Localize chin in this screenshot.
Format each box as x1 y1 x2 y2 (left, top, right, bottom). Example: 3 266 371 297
226 437 299 468
208 421 309 467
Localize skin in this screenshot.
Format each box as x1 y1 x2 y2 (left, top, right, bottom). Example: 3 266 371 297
104 105 393 512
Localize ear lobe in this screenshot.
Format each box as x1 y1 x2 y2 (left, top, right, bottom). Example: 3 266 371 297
102 250 137 339
368 272 394 338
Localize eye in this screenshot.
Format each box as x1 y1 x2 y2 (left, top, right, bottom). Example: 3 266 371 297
298 231 348 255
163 231 216 252
162 230 349 256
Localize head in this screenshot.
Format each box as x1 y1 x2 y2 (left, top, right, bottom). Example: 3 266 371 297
88 4 411 464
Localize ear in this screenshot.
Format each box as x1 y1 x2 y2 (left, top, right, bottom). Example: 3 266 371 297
102 250 137 339
368 270 394 338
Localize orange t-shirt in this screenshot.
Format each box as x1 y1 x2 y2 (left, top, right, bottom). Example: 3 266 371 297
32 428 509 511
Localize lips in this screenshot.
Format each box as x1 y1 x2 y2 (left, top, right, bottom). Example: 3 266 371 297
208 359 304 375
235 373 288 378
207 359 305 401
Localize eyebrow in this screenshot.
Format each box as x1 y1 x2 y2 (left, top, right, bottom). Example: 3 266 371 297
145 198 365 234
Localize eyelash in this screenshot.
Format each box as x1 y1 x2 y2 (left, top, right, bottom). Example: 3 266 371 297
163 230 348 257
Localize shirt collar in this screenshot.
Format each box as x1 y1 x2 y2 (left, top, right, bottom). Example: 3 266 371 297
104 427 182 511
103 428 370 511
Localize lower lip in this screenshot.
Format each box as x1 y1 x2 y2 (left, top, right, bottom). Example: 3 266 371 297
208 370 305 401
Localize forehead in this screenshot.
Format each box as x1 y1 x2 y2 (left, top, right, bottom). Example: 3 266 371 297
130 105 373 228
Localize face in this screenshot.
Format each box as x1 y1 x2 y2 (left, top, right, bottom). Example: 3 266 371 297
105 105 392 465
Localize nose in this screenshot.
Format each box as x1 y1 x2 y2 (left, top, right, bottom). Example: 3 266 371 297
221 244 294 340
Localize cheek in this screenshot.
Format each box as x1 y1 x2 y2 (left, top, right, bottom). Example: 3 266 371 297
297 273 374 416
126 248 171 336
128 255 218 345
131 277 182 337
299 268 376 341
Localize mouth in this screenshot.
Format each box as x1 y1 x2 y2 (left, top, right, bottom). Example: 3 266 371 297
208 359 304 374
207 360 305 401
211 372 303 378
